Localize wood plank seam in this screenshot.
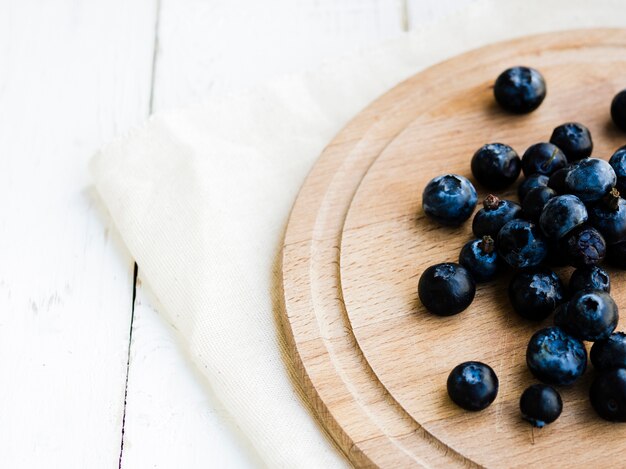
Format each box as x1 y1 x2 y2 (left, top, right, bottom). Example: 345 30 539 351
118 264 139 469
400 0 410 32
118 0 162 466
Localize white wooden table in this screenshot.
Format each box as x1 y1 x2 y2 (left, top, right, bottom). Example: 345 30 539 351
0 1 473 467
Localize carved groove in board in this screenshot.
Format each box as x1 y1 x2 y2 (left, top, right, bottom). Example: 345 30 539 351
305 90 470 465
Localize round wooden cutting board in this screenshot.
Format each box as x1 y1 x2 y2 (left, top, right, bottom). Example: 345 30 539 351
280 29 626 468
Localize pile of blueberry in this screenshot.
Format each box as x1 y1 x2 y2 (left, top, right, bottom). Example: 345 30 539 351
419 66 626 428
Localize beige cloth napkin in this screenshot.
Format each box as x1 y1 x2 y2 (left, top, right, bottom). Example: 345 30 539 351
91 0 626 466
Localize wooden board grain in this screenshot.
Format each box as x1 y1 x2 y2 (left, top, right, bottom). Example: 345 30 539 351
281 29 626 468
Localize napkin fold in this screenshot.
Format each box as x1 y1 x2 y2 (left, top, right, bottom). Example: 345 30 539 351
92 0 626 466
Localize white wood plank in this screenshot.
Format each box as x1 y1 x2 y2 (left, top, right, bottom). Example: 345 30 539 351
152 0 407 110
121 0 408 467
0 1 156 467
406 0 479 30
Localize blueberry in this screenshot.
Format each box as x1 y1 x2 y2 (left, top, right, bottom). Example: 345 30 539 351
459 236 498 282
472 195 522 238
418 263 475 316
608 241 626 269
526 326 587 386
548 165 573 194
539 194 588 240
588 188 626 244
609 145 626 194
509 268 565 321
497 219 548 269
559 290 618 342
447 361 498 411
591 332 626 371
518 174 550 203
611 89 626 131
590 368 626 421
561 225 606 268
493 66 546 114
565 158 616 203
471 143 521 190
549 122 593 162
522 186 557 221
422 174 477 226
539 194 588 239
569 266 610 294
519 384 563 427
522 143 567 177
